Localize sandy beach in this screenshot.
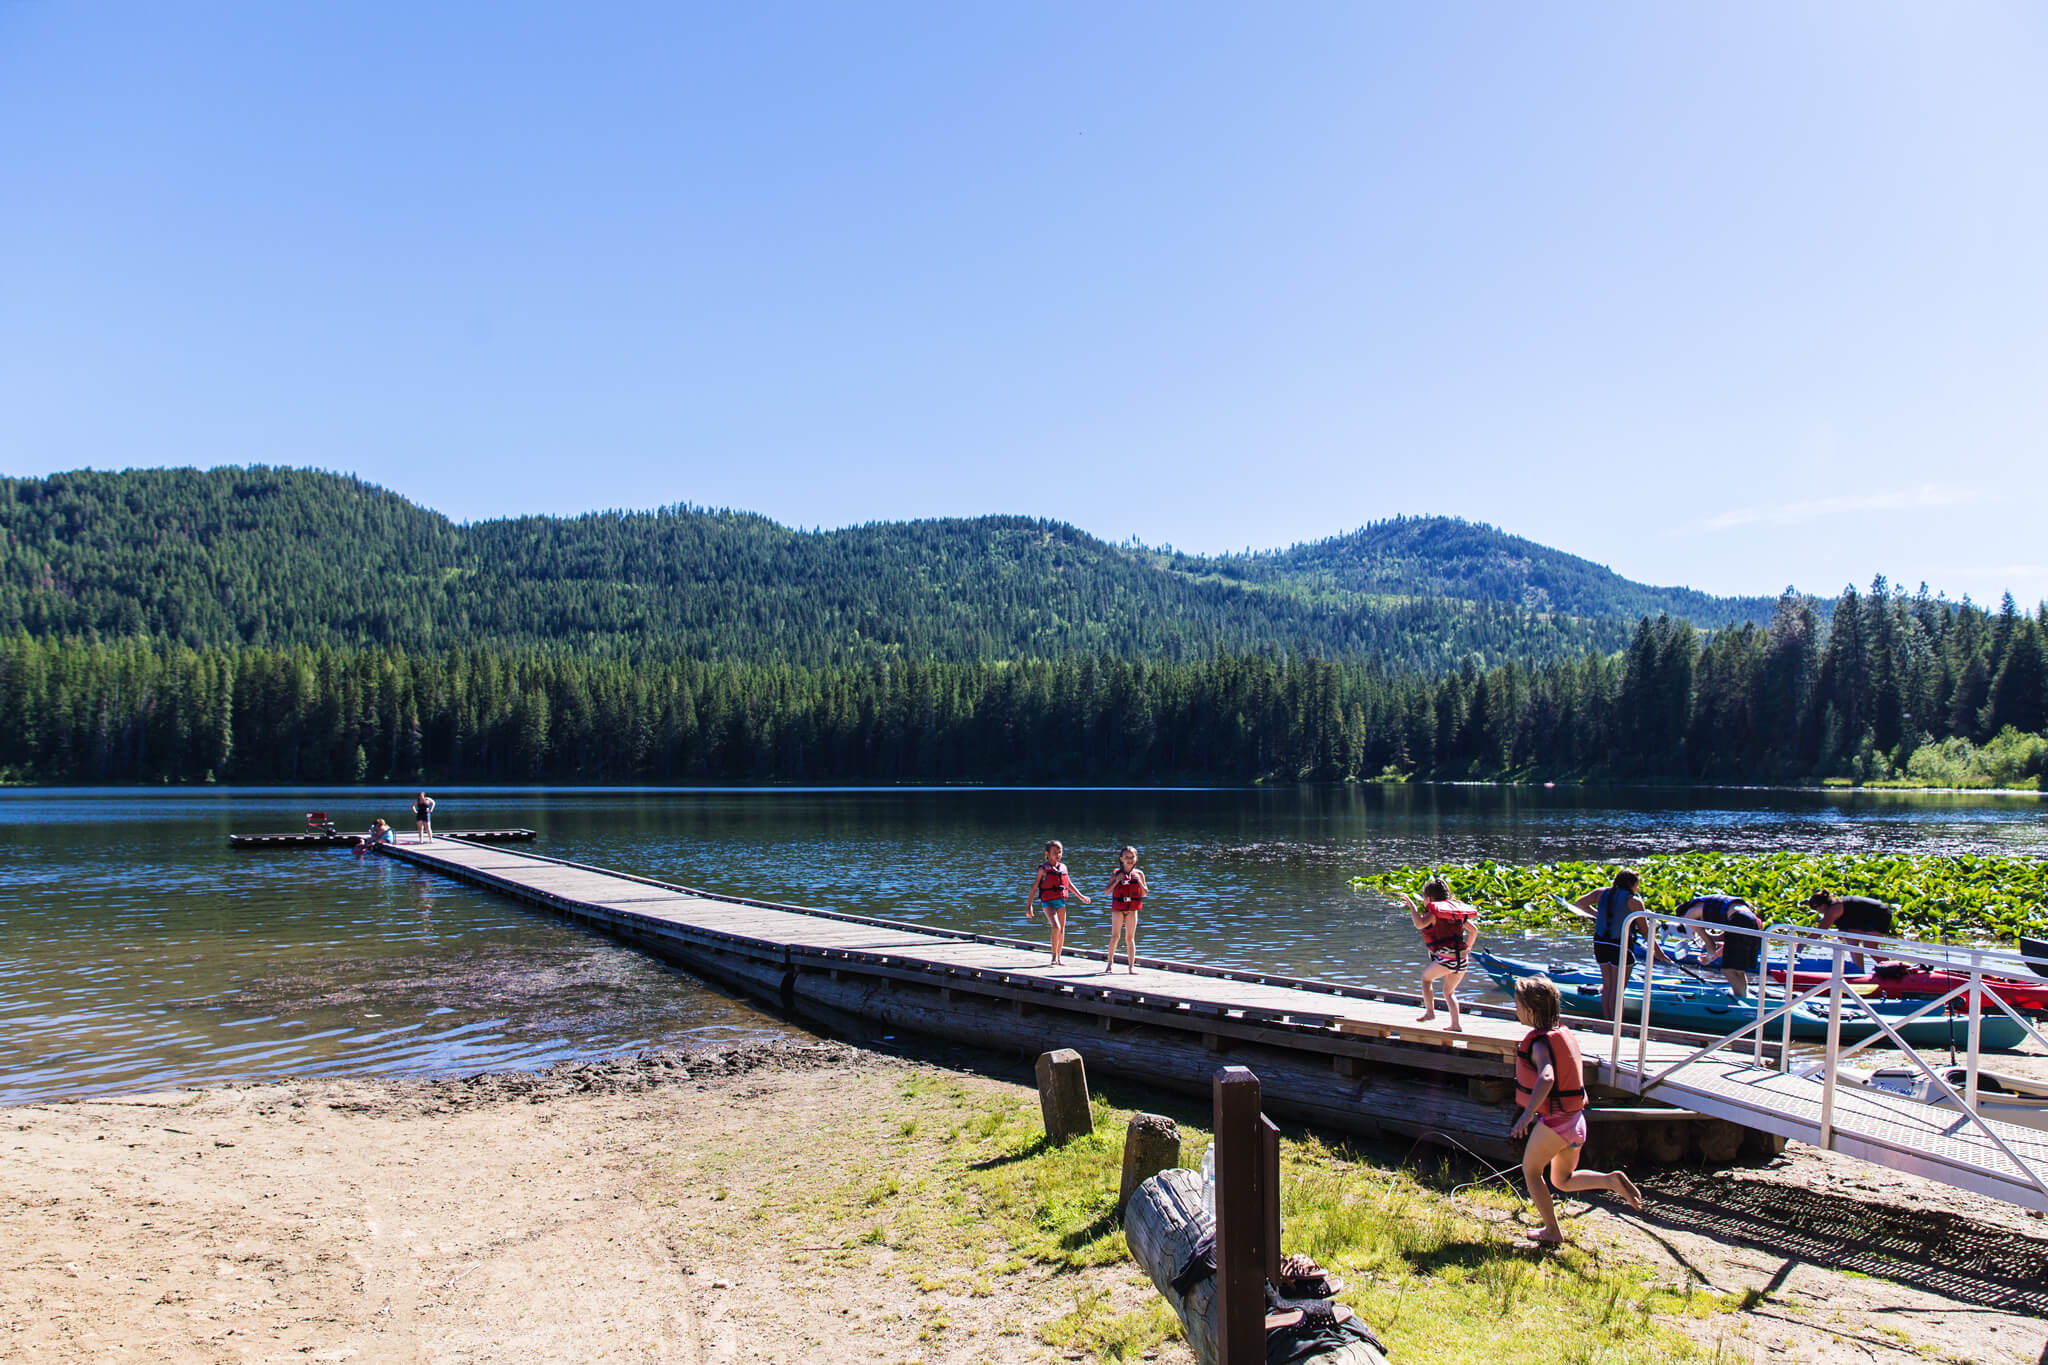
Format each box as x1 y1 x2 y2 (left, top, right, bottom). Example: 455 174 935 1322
4 1039 2045 1364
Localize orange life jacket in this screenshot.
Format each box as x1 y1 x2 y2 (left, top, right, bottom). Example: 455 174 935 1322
1110 870 1145 911
1423 900 1477 951
1035 863 1071 902
1515 1026 1587 1116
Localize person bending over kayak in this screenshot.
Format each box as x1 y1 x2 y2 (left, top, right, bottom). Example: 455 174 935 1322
1511 974 1643 1246
1400 878 1478 1031
1807 890 1895 972
1678 893 1764 999
1025 839 1091 967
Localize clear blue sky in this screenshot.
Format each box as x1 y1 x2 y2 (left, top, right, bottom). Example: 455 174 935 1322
4 3 2045 605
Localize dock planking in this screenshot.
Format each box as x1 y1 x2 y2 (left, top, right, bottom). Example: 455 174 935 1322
374 837 2048 1209
231 828 536 849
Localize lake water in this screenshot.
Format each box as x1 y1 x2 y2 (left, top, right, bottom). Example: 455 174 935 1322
2 785 2043 1104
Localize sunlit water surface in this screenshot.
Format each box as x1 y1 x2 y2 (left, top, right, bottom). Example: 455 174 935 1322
2 785 2041 1103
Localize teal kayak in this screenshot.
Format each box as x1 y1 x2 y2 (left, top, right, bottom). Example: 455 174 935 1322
1474 952 2032 1050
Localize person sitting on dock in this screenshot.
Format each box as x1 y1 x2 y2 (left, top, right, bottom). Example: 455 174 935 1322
1400 877 1478 1031
1678 893 1764 999
1510 974 1643 1246
1807 890 1895 972
363 818 394 848
1025 840 1090 967
412 792 436 843
1103 845 1147 975
1563 868 1671 1021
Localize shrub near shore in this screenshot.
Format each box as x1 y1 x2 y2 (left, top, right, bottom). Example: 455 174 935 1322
1352 851 2048 944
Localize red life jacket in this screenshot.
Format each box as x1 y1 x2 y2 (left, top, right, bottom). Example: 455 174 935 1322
1110 870 1145 911
1422 900 1477 951
1035 863 1071 902
1514 1026 1587 1116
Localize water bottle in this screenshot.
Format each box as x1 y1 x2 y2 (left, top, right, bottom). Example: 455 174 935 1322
1200 1145 1216 1215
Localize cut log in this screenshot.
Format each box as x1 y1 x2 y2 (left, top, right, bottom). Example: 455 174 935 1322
1118 1113 1182 1214
1696 1119 1746 1164
1644 1119 1690 1165
1125 1168 1389 1365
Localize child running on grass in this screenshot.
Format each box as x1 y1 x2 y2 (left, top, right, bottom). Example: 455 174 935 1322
1399 878 1478 1031
1511 974 1644 1245
1025 840 1090 967
1103 845 1147 974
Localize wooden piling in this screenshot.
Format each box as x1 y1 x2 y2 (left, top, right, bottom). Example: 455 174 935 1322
1035 1049 1094 1144
1118 1114 1183 1215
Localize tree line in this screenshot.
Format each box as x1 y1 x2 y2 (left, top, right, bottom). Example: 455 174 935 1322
3 581 2042 787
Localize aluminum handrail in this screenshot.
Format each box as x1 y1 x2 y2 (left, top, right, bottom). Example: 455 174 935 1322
1609 908 2048 1203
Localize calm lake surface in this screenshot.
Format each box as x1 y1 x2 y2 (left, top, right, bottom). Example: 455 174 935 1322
3 785 2043 1104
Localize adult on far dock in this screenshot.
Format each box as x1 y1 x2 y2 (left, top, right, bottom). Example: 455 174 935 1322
1678 894 1764 999
1808 890 1895 972
412 792 436 843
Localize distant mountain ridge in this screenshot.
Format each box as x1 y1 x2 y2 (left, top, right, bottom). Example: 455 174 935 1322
1168 516 1776 626
0 467 1778 666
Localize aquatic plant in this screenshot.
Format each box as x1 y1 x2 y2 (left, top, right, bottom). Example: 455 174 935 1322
1351 851 2048 943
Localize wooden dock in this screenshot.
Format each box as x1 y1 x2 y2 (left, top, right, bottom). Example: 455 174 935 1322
374 837 1739 1165
231 828 537 849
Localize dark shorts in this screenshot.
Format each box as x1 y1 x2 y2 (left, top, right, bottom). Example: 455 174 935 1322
1039 898 1067 913
1592 938 1622 966
1717 915 1762 972
1428 947 1470 973
1835 907 1893 937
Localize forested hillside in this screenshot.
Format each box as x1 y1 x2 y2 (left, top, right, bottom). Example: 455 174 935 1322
1170 516 1778 626
0 468 1753 668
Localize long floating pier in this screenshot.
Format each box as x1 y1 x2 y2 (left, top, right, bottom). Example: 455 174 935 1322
375 837 2048 1209
375 837 1740 1165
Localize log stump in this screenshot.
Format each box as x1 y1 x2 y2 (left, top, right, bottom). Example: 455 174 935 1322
1696 1119 1746 1165
1035 1048 1094 1145
1118 1113 1182 1215
1125 1169 1388 1365
1643 1118 1690 1165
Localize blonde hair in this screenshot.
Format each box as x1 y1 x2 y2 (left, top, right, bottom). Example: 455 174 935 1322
1514 976 1563 1033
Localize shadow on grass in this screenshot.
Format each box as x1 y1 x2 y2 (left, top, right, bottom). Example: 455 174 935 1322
1059 1209 1121 1251
966 1135 1051 1170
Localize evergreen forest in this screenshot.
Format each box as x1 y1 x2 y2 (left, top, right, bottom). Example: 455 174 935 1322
1 467 2043 788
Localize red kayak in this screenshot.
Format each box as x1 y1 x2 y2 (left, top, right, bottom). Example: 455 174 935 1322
1768 965 2048 1013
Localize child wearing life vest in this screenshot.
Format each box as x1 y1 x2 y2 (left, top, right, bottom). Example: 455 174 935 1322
1025 839 1091 967
1103 845 1147 974
1399 877 1478 1031
1511 975 1643 1245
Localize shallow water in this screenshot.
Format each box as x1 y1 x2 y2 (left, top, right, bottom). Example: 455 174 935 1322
2 784 2041 1103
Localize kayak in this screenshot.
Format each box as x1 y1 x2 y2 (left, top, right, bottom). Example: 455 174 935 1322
1840 1065 2048 1133
1473 952 2034 1049
1766 964 2048 1013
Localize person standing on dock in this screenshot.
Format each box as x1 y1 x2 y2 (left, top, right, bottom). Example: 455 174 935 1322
1564 868 1657 1021
1026 840 1090 967
1400 878 1477 1031
1511 974 1643 1246
1678 893 1764 999
1103 846 1147 974
412 791 436 843
1807 890 1895 972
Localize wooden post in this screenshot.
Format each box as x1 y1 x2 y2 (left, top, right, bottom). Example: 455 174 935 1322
1213 1066 1270 1365
1118 1113 1182 1215
1036 1049 1094 1144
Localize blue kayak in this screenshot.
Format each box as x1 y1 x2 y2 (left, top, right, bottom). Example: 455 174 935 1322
1475 952 2031 1050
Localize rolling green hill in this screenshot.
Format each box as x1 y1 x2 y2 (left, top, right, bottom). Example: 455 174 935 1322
0 467 1769 667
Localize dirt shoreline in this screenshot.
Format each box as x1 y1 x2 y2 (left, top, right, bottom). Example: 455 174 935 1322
4 1040 2046 1363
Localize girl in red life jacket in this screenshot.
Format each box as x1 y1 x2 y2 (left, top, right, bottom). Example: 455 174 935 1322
1510 975 1643 1246
1399 877 1479 1031
1024 839 1091 967
1103 845 1147 975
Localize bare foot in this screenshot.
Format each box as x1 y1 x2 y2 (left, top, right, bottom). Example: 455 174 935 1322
1416 1011 1436 1023
1613 1171 1645 1211
1522 1230 1565 1248
1447 1021 1464 1032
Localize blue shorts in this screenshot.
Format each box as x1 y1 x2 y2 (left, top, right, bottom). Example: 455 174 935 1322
1039 899 1068 912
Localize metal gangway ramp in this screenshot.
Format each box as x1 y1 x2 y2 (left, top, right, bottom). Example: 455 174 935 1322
1596 911 2048 1213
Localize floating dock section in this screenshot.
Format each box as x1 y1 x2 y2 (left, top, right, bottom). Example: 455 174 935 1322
231 828 537 849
